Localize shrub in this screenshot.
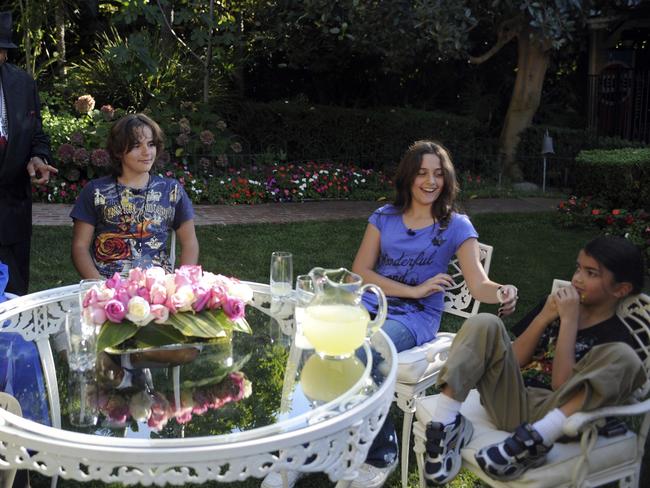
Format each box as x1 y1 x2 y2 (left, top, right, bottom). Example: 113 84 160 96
556 195 650 274
574 147 650 208
220 101 491 172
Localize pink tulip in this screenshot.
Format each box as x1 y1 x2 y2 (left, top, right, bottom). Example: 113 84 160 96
104 299 126 323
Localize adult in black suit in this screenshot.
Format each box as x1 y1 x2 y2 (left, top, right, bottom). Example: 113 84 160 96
0 11 56 295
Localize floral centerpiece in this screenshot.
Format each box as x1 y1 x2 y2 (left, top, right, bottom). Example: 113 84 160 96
81 265 253 353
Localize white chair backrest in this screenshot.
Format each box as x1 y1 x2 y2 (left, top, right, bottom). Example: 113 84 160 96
617 293 650 398
443 242 493 318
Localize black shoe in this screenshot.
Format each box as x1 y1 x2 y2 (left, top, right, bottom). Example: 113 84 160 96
423 413 473 486
475 423 552 481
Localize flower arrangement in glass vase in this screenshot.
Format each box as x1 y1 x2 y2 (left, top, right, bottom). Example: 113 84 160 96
81 265 253 354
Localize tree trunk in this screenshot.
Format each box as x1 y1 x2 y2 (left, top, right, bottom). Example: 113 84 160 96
54 0 66 76
498 28 550 181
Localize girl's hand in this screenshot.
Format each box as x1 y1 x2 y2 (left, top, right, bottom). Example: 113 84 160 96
412 273 455 299
539 293 559 323
497 284 518 317
554 285 580 324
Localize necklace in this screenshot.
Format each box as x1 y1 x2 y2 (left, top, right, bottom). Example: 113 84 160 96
114 175 152 270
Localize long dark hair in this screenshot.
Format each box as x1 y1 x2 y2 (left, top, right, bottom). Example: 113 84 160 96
106 113 165 177
583 235 645 294
393 140 459 225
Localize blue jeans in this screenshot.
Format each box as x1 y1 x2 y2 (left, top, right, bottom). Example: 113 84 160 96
365 319 416 468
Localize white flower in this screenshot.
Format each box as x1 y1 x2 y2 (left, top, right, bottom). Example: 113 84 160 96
171 285 195 312
228 282 254 303
126 296 154 326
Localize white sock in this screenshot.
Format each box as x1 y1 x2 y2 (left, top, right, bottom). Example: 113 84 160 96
532 408 567 445
432 393 462 426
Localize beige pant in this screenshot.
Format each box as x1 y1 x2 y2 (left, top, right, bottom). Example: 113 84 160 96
436 313 647 432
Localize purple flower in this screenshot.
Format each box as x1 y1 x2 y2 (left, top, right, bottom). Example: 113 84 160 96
176 133 190 146
57 143 75 163
223 297 245 320
69 131 84 146
91 148 111 168
105 299 126 323
100 104 115 121
73 147 89 166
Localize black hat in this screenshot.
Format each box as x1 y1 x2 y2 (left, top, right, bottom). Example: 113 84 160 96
0 12 18 49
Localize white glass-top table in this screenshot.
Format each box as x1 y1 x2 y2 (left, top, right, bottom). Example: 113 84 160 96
0 282 396 486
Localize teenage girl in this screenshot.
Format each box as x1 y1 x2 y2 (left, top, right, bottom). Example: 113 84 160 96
71 114 199 279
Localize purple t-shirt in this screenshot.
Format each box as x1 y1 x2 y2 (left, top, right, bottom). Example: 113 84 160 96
70 175 194 278
363 204 478 345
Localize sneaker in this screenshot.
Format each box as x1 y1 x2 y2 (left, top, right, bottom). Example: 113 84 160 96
350 461 397 488
261 470 304 488
423 413 474 486
475 422 552 481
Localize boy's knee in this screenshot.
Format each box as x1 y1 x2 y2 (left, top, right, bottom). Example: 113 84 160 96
585 342 643 371
463 313 504 334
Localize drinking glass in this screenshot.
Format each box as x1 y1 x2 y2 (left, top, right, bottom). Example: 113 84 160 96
294 275 314 350
65 311 97 371
67 369 98 427
270 251 293 299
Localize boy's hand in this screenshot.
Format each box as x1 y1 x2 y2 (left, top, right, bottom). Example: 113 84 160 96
539 293 559 323
554 285 580 325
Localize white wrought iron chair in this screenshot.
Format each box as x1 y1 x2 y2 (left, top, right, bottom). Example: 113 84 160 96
394 242 493 488
412 288 650 488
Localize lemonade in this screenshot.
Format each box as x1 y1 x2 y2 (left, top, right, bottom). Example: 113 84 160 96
301 304 370 357
300 354 366 403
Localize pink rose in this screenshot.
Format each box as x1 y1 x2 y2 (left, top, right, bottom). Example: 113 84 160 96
128 267 146 286
171 285 195 312
208 284 228 309
90 305 107 325
115 287 130 307
192 286 211 312
223 297 245 320
178 265 203 284
136 286 151 303
82 288 98 308
149 282 167 305
145 267 166 290
106 272 123 290
150 304 170 324
104 299 126 323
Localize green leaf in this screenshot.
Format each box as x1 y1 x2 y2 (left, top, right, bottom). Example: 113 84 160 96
131 324 188 348
165 309 229 338
97 321 139 352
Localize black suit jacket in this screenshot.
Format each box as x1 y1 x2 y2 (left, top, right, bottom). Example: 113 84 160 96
0 62 51 245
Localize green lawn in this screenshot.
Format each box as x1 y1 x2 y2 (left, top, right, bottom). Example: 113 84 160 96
28 212 636 488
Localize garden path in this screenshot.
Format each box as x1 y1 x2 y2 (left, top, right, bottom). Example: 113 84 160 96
32 197 560 226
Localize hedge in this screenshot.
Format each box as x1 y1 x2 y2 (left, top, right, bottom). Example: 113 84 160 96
221 101 492 172
573 147 650 208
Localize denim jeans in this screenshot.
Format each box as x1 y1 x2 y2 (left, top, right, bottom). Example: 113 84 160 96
365 319 416 468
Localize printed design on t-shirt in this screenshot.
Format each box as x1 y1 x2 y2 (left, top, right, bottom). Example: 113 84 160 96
90 178 178 276
520 320 598 389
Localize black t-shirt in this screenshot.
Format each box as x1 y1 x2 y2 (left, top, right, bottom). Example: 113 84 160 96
511 299 637 389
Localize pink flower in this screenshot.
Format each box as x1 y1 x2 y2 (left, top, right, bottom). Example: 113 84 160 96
82 288 98 308
90 305 107 325
73 148 89 166
149 282 167 305
136 286 151 302
178 265 203 284
104 299 126 323
145 267 166 289
128 267 146 286
57 143 75 163
171 285 195 312
114 287 131 307
150 304 170 324
74 94 95 114
192 286 211 312
208 284 228 309
106 273 123 290
100 104 115 121
223 297 245 320
91 148 111 168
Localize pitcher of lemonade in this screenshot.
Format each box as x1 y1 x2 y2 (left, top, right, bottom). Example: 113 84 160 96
300 267 387 358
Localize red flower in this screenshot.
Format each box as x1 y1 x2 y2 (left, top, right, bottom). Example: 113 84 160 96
625 215 635 225
606 216 615 225
612 209 621 215
591 209 600 216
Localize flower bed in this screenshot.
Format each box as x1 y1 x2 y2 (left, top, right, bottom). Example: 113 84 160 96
557 195 650 274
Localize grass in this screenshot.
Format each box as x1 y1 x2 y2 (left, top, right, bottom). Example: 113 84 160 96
26 212 638 488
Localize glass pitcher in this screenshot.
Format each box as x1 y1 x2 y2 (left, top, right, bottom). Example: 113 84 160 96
300 267 387 358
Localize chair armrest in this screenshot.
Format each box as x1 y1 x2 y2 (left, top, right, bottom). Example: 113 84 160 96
563 398 650 437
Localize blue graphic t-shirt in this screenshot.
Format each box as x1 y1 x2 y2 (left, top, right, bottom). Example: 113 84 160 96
362 205 478 345
70 175 195 278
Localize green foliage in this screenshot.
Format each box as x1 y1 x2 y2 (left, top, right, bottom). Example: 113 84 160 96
221 101 489 170
67 27 191 108
573 147 650 208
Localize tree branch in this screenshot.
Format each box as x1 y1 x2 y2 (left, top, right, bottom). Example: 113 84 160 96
468 16 522 65
155 0 203 65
